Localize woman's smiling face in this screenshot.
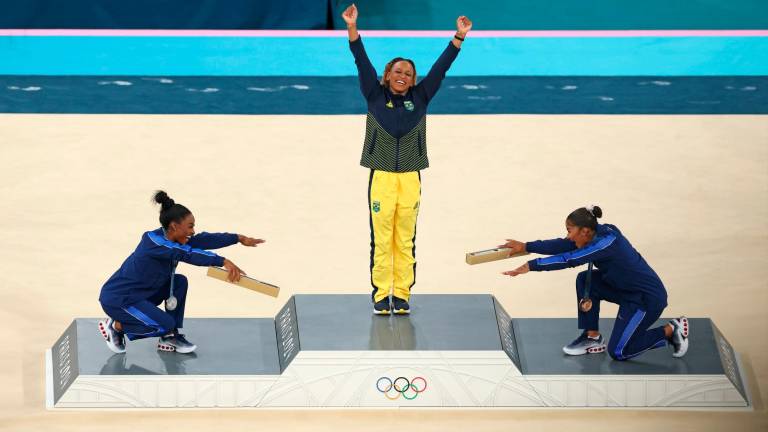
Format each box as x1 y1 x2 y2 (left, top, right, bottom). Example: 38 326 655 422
385 60 415 94
167 214 195 244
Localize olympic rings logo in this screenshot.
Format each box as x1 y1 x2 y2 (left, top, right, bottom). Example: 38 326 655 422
376 376 427 400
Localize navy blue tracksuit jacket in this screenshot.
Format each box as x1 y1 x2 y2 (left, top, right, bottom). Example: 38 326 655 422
526 223 668 310
99 228 238 307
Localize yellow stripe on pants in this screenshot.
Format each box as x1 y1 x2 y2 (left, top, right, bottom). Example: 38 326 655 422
369 170 421 303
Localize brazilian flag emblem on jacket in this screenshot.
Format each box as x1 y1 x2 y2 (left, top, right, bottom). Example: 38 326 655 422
372 201 381 213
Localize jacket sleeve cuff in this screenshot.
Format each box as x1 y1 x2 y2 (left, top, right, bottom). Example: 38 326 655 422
527 259 540 272
525 241 539 254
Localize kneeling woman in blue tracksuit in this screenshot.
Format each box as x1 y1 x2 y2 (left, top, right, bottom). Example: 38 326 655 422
98 191 264 354
501 206 690 360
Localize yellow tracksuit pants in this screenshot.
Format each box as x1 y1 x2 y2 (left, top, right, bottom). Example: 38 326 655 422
368 170 421 303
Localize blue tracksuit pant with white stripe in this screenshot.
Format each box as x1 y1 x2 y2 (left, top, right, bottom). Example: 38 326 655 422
527 223 669 361
100 274 188 341
576 270 667 360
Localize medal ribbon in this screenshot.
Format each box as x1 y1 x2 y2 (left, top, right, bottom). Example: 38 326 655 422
169 260 177 299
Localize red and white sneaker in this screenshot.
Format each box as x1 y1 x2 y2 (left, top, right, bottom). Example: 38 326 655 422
98 318 126 354
669 317 689 358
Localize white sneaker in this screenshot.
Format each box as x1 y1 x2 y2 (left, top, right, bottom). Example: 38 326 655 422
669 317 689 358
563 332 606 356
98 318 126 354
158 333 197 354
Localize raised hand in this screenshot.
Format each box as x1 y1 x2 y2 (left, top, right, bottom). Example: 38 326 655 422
342 4 360 41
456 16 473 36
238 234 265 247
342 4 358 26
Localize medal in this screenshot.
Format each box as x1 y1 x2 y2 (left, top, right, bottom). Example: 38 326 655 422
578 298 592 312
165 295 178 311
165 260 179 311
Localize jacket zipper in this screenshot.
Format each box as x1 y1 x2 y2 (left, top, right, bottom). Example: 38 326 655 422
395 137 400 171
395 107 403 171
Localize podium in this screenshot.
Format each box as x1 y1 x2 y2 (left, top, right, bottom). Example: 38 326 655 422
47 294 750 408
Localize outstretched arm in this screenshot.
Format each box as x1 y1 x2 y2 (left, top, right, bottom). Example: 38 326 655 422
144 231 247 282
418 15 472 102
188 233 264 249
145 230 225 268
528 233 617 272
525 238 578 255
499 237 577 256
502 233 617 277
186 232 239 250
498 235 574 278
343 4 379 99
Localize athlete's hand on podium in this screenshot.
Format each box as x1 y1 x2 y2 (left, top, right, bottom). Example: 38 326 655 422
238 234 265 247
498 239 526 254
502 262 529 277
222 258 245 282
342 4 358 26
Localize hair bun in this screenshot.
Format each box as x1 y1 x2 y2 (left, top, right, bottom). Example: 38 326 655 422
591 205 603 218
153 190 175 211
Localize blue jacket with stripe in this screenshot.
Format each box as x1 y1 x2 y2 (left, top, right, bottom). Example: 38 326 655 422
99 228 238 307
526 224 668 310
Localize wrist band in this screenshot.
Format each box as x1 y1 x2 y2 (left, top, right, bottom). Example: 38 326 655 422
454 34 465 41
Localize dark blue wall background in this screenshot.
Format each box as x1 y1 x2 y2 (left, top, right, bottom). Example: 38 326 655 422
0 0 334 30
1 0 766 30
334 0 768 30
